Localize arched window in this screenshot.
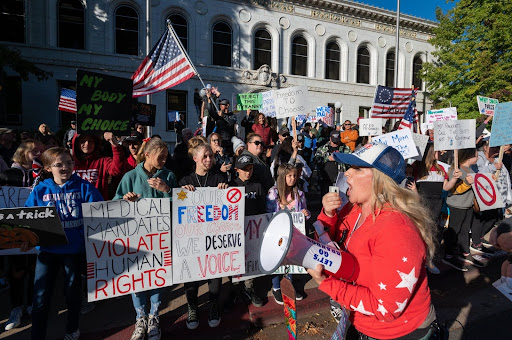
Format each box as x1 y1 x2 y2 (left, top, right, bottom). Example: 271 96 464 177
212 21 232 67
325 41 340 80
0 0 25 43
291 36 307 76
254 29 271 69
356 46 370 84
168 14 187 51
412 56 423 90
115 5 138 55
58 0 84 49
385 50 395 87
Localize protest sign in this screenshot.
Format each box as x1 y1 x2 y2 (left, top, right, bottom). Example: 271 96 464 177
411 133 430 161
433 119 476 151
425 107 457 123
490 102 512 147
420 122 433 134
477 96 499 116
83 199 172 302
469 173 505 211
493 278 512 303
261 91 276 117
359 118 383 136
236 93 263 111
0 207 67 255
274 86 308 119
0 187 31 208
167 111 179 123
132 102 156 126
172 187 245 283
372 129 419 159
76 70 132 135
316 106 334 126
233 212 307 282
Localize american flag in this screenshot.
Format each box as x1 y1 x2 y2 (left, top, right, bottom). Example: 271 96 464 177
132 24 196 97
398 93 417 130
370 85 416 119
58 88 77 113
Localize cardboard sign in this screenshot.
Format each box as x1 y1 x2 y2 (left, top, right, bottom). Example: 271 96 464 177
359 118 383 136
172 187 245 283
261 91 276 117
490 102 512 147
274 86 309 119
132 102 156 126
372 129 419 159
0 187 31 208
477 96 499 116
0 207 68 255
433 119 476 151
83 199 173 302
470 173 505 211
411 133 430 161
236 93 263 111
426 107 458 123
76 70 133 135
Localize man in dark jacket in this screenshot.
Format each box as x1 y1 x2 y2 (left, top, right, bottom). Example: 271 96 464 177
212 99 237 155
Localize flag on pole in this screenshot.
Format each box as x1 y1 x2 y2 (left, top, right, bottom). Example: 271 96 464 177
132 24 197 97
58 88 77 113
370 85 415 119
398 91 417 131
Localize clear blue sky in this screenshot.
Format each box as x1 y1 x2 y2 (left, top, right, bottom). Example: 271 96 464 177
353 0 457 22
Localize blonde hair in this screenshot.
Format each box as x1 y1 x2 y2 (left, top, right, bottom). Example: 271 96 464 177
12 139 44 165
38 124 52 134
370 169 436 261
136 138 168 164
187 136 208 158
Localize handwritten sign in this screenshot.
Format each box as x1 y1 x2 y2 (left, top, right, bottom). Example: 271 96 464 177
420 122 433 134
261 91 276 117
172 187 245 283
274 86 309 119
359 118 383 136
83 199 172 302
132 102 156 126
372 129 419 159
433 119 476 151
0 187 31 208
316 106 334 126
411 133 430 161
477 96 499 116
470 173 504 211
426 107 457 123
236 93 263 111
490 102 512 147
76 70 132 135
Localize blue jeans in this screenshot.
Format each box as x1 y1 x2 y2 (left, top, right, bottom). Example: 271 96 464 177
272 274 293 290
32 252 82 340
131 289 161 319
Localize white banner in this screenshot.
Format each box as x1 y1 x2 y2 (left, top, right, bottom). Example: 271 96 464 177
433 119 476 151
372 129 419 159
477 96 499 116
172 187 245 283
83 199 173 302
426 107 457 123
470 173 505 211
359 118 383 136
274 85 309 119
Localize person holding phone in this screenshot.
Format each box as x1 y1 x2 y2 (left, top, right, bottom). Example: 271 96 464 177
208 132 233 181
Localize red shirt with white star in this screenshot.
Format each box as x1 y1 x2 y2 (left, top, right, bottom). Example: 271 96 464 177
317 203 431 339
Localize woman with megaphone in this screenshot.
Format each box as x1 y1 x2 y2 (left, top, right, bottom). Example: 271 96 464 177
308 142 439 340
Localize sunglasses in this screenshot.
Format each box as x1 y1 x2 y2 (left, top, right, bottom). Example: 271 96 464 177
250 141 263 146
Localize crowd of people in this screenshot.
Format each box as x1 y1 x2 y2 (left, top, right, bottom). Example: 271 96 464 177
0 101 511 340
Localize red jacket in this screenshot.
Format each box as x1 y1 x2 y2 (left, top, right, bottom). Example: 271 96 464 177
252 123 272 146
317 204 431 339
72 134 126 200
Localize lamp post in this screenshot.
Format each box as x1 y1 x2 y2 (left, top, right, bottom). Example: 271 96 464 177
334 101 342 126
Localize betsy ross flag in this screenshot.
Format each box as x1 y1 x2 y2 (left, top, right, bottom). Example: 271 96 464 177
398 91 417 130
370 85 416 119
132 23 197 97
58 88 77 113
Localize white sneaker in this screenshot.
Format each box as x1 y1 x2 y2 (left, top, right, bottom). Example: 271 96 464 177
130 317 147 340
5 306 23 331
63 329 80 340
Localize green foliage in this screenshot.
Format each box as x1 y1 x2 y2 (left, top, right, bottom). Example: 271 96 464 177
0 45 52 81
421 0 512 117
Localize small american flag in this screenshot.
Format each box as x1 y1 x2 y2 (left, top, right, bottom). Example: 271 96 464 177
398 93 417 130
132 24 196 97
58 88 77 113
370 86 415 119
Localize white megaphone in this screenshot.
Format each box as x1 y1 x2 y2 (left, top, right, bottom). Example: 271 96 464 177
259 210 359 281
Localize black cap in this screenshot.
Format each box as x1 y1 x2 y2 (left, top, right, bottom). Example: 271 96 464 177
330 130 341 144
279 127 290 136
235 155 254 169
219 99 230 105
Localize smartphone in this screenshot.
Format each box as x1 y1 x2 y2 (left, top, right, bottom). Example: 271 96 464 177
406 176 415 187
329 186 339 193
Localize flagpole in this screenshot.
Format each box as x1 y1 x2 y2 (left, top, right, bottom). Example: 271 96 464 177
145 0 151 138
394 0 400 88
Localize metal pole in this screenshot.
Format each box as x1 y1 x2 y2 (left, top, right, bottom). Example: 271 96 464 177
145 0 151 137
394 0 400 88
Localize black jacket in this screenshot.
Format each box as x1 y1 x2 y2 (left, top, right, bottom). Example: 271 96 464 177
229 177 266 216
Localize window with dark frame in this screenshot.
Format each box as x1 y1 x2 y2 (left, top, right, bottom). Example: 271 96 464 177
254 29 271 70
385 51 395 87
291 36 308 76
58 0 84 49
212 21 232 67
167 90 187 131
325 41 340 80
357 46 370 84
412 56 423 90
115 5 139 55
168 14 187 51
4 76 22 125
0 0 25 43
